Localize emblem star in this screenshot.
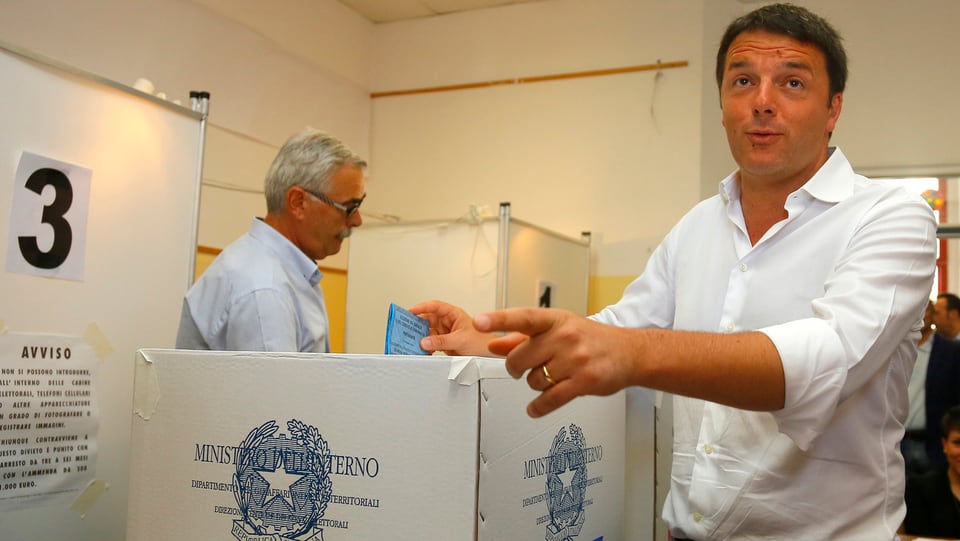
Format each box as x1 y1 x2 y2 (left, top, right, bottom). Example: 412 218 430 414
257 450 301 509
556 467 577 489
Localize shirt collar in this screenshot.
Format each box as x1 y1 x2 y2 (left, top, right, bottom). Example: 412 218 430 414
719 147 854 205
249 218 323 286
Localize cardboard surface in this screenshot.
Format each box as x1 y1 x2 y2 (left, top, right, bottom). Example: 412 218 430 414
478 376 625 540
127 350 624 540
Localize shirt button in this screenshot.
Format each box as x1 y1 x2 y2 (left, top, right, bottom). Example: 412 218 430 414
693 512 703 522
704 444 714 455
739 263 748 272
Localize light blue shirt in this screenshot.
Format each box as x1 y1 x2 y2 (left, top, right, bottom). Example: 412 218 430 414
176 218 329 352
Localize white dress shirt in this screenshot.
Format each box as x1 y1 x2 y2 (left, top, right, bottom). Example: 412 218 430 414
176 218 330 353
592 148 936 539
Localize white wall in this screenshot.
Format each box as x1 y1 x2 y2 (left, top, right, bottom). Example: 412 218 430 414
0 0 374 268
0 0 372 141
368 0 705 277
700 0 960 198
4 0 958 271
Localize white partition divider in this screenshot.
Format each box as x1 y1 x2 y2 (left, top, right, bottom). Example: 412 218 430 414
0 41 204 540
345 205 664 540
344 203 590 354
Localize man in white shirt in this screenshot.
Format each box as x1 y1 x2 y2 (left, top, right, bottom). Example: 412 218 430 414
176 128 367 352
411 4 936 539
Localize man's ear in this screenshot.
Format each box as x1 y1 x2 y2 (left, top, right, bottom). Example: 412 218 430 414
286 186 308 220
826 92 843 132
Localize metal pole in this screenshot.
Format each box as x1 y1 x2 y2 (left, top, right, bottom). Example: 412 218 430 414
581 231 592 315
496 202 511 310
186 90 210 286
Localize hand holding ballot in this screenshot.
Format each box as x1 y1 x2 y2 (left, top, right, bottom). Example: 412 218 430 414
408 300 498 357
411 300 788 420
384 303 430 355
411 301 634 418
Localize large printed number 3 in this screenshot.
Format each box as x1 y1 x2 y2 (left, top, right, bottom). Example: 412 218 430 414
18 167 73 269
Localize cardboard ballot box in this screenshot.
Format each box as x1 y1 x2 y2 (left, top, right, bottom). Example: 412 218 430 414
126 350 625 540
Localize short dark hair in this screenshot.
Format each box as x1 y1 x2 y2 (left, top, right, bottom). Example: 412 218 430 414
715 3 848 100
940 405 960 439
938 292 960 315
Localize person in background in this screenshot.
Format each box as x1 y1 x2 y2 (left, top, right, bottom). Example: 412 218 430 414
412 4 936 539
915 293 960 468
904 301 937 476
176 128 366 352
903 404 960 538
934 292 960 339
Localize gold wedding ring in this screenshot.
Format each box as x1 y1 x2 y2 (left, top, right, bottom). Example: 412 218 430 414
541 364 557 386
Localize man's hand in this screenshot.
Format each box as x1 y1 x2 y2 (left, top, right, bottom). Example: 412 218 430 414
475 308 636 418
409 300 497 357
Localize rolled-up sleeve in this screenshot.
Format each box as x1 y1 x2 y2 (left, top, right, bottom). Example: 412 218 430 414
760 318 846 449
761 193 936 450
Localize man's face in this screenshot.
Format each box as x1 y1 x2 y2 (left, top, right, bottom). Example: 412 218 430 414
943 428 960 480
924 302 935 330
933 297 953 334
297 164 365 260
720 30 842 190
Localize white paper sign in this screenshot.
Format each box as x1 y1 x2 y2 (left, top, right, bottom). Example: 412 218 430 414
0 332 99 511
5 151 92 281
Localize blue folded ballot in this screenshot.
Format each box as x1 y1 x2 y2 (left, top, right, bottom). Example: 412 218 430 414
384 303 431 355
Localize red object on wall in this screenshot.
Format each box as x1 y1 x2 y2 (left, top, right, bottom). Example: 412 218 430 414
938 178 948 293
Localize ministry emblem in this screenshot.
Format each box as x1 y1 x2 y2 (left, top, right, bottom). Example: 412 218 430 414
545 423 587 541
231 419 333 540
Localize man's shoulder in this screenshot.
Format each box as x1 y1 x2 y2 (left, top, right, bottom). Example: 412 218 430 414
650 195 728 250
193 235 288 290
674 193 727 227
933 333 960 347
217 233 267 261
852 176 933 210
928 336 960 381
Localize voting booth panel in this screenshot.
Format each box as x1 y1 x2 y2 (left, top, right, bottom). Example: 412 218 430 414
343 206 660 540
0 42 204 540
127 350 625 540
345 205 590 354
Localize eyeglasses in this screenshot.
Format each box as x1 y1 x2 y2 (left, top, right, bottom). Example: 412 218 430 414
301 187 366 217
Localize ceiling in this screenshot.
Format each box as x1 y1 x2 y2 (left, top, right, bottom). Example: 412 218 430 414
337 0 546 23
